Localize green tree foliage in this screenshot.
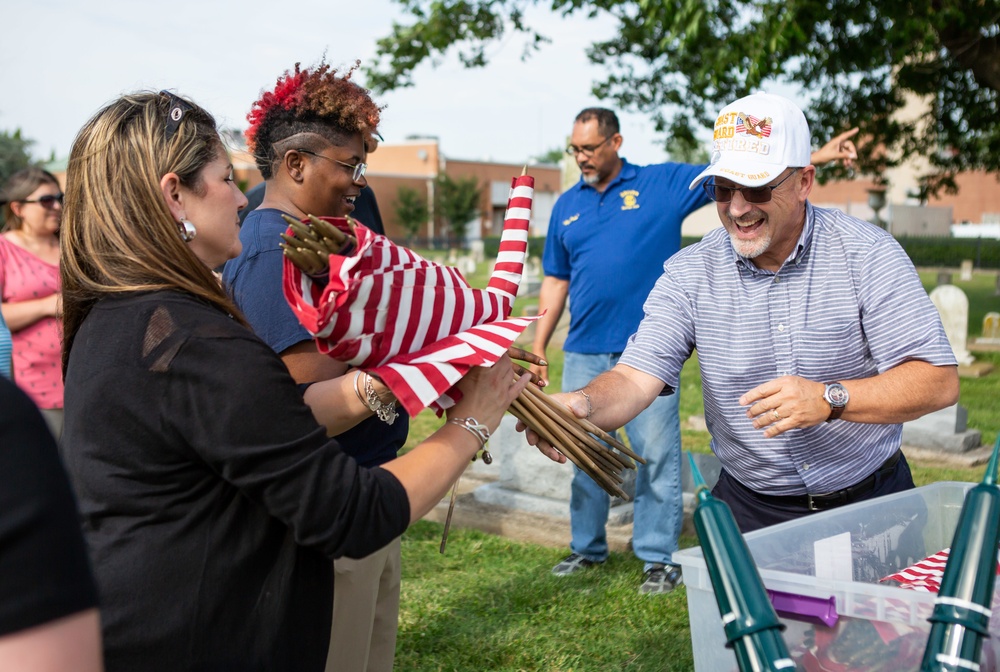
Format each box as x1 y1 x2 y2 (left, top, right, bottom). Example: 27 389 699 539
394 185 429 244
0 128 36 186
532 146 566 165
365 0 999 195
436 173 482 245
666 133 709 165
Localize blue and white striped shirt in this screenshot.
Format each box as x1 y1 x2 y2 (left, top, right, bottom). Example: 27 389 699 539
619 203 956 495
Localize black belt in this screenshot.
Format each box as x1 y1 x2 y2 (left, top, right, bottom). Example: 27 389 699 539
754 450 902 511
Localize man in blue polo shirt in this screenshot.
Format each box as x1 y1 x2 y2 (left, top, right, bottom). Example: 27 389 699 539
531 107 709 595
532 106 861 594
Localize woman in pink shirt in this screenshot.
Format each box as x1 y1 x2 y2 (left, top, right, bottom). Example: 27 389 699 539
0 168 63 436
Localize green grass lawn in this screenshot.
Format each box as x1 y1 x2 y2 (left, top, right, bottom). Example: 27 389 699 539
393 261 998 671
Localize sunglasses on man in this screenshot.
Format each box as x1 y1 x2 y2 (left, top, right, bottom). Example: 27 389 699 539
702 169 800 204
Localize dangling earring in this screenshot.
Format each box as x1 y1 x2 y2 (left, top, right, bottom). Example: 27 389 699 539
178 219 197 242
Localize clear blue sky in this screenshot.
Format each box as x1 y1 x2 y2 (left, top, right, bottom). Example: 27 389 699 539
1 0 687 166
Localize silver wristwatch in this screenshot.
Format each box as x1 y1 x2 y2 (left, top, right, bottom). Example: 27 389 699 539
823 382 849 422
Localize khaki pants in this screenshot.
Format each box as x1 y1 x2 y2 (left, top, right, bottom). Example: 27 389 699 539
40 408 63 440
326 537 402 672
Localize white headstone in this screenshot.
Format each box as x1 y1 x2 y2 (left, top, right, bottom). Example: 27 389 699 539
471 416 574 517
983 312 1000 342
469 240 485 263
457 256 477 276
929 285 975 366
517 256 542 297
960 259 974 281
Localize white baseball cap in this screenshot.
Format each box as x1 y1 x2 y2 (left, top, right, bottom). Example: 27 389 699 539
689 92 812 190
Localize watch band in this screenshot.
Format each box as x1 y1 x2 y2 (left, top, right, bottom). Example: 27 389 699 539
827 402 846 422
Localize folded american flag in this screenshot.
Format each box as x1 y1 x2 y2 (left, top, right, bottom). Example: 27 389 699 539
881 548 1000 593
283 175 540 416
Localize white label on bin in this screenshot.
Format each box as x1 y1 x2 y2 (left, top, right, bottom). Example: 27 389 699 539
814 531 853 581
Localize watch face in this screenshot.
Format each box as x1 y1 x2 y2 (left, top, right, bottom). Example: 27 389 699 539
826 384 849 406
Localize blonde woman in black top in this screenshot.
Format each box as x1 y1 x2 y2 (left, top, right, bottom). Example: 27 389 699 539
59 91 529 672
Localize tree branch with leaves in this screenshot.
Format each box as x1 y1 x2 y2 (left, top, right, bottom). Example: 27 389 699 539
365 0 999 196
437 173 482 246
394 186 430 246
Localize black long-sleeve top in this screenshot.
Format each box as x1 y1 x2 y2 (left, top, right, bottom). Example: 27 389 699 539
61 291 410 672
0 377 97 637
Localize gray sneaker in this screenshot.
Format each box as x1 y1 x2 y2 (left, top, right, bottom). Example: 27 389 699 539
639 563 683 595
551 553 603 577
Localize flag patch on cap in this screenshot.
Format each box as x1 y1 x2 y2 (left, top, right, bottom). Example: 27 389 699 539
737 113 772 139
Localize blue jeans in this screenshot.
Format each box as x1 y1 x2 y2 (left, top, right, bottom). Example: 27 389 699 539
563 352 683 570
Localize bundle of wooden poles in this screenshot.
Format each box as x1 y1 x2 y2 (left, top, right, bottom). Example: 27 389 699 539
279 214 645 500
279 213 356 273
507 384 644 499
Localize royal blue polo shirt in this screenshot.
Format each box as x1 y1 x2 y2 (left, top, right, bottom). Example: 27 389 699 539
542 159 711 353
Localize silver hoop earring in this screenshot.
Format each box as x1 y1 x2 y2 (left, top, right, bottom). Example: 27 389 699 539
179 220 197 242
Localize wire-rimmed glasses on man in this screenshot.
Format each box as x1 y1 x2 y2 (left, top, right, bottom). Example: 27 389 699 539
565 135 614 158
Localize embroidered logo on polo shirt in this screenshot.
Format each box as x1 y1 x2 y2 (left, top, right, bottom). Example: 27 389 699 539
620 190 640 211
562 214 580 226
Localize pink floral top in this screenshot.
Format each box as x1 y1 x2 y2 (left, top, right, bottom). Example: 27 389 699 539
0 236 63 409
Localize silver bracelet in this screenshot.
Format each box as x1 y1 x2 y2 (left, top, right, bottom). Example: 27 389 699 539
575 390 593 419
354 371 398 425
352 370 367 407
364 373 398 425
448 417 490 449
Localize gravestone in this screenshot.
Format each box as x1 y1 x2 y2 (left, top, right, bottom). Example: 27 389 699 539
937 271 953 286
456 255 477 276
472 416 636 524
517 257 542 297
469 239 485 264
902 285 983 451
902 405 981 453
960 259 974 281
995 274 1000 297
470 416 723 527
929 285 975 366
979 312 1000 345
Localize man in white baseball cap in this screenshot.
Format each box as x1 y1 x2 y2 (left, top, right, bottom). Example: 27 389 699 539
687 92 825 271
523 92 960 533
689 92 814 189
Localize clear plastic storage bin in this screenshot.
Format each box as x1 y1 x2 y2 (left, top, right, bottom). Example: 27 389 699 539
674 481 1000 672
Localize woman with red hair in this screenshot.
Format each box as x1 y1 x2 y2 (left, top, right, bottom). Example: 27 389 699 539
225 60 407 672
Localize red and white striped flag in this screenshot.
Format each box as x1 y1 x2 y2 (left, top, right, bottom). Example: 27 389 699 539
881 548 1000 593
283 174 540 416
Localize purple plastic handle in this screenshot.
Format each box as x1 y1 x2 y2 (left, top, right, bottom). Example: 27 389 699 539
767 589 839 628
